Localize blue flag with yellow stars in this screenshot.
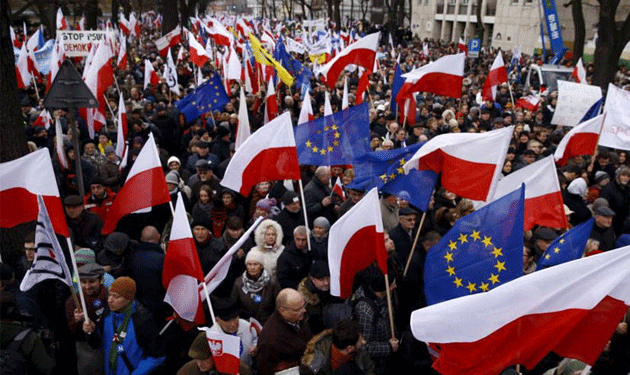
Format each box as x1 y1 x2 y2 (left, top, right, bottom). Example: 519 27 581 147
294 102 371 166
274 36 313 99
346 142 438 212
424 184 525 305
537 218 594 270
175 73 230 123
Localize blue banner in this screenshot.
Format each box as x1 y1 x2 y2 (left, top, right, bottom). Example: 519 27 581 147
542 0 567 61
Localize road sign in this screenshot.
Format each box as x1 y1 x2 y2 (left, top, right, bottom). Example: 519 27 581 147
44 60 98 109
468 38 481 58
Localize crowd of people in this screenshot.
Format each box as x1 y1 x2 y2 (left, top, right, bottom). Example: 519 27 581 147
3 11 630 375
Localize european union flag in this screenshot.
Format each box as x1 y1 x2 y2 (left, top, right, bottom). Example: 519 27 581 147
347 143 438 211
537 218 594 270
175 73 229 123
274 37 313 98
424 185 525 305
294 102 371 166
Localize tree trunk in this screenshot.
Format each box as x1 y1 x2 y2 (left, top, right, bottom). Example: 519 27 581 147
162 0 179 33
85 0 98 30
112 0 119 26
0 0 31 269
333 0 341 27
592 0 630 90
476 0 484 46
570 0 585 64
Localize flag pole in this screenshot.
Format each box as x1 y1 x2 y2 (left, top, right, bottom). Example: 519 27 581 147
202 282 217 324
507 82 516 110
297 179 312 251
403 211 426 277
383 273 396 339
66 237 90 323
31 75 41 101
104 94 116 121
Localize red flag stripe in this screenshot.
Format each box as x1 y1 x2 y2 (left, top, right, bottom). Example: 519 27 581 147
0 190 68 236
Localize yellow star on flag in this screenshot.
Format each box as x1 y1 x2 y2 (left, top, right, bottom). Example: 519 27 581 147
333 140 340 146
458 233 468 244
331 124 338 130
334 132 340 138
494 261 506 272
305 141 312 147
397 167 404 174
482 236 493 247
491 247 503 258
324 126 330 131
470 231 481 241
312 146 318 152
327 146 333 152
466 282 477 293
479 282 490 292
379 174 388 181
453 277 463 287
444 252 454 262
446 266 456 276
559 239 565 244
388 173 396 180
554 247 560 253
488 273 500 284
545 254 551 259
399 158 406 165
320 149 326 155
448 241 457 250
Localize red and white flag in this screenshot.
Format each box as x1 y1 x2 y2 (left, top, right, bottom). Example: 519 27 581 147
102 133 171 234
329 188 388 298
144 59 159 91
298 90 314 125
317 32 380 89
20 195 73 292
198 328 241 374
116 94 128 159
489 156 567 231
225 47 242 81
0 149 69 236
56 8 68 30
515 94 540 111
355 68 369 105
397 53 465 108
188 32 210 67
119 13 130 35
572 57 586 84
342 77 349 110
208 19 233 47
10 25 21 48
163 192 205 324
221 112 300 196
410 245 630 375
15 42 32 89
457 38 467 54
333 177 345 201
482 52 508 101
46 38 65 93
55 117 69 170
263 78 278 124
403 126 512 202
129 12 140 37
117 36 128 70
235 87 251 150
199 217 264 298
155 25 182 57
324 92 333 116
554 114 604 167
83 42 114 135
33 109 52 129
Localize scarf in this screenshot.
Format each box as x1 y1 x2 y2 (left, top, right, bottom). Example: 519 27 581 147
242 269 270 295
330 344 353 371
108 302 134 372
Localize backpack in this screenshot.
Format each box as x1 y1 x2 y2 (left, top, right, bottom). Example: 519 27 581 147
0 328 32 375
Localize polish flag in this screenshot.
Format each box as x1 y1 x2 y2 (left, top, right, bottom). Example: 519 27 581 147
264 78 278 124
83 42 114 134
397 53 465 108
225 47 242 81
482 52 508 101
199 216 264 298
117 36 128 70
129 12 140 37
119 13 130 35
33 109 52 129
554 114 603 167
199 328 241 374
410 246 630 375
15 43 32 89
116 94 128 159
333 177 345 201
235 87 251 150
102 133 171 234
155 25 181 57
355 69 369 105
324 92 333 116
55 117 69 170
163 192 205 324
298 90 314 125
403 126 512 202
46 38 65 92
188 32 210 67
208 19 234 46
221 112 300 196
515 94 540 111
10 25 21 48
143 59 159 91
489 156 567 231
329 188 388 298
56 8 68 30
457 38 467 54
572 57 587 84
317 32 380 89
0 149 69 236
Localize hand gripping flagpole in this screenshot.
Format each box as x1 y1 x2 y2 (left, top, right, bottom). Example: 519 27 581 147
66 237 89 323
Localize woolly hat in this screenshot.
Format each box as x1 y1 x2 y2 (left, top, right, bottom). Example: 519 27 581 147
104 145 115 155
567 177 587 197
313 217 330 231
165 171 179 185
245 250 264 265
109 277 136 301
309 261 330 279
256 198 277 213
75 248 96 265
167 156 181 166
